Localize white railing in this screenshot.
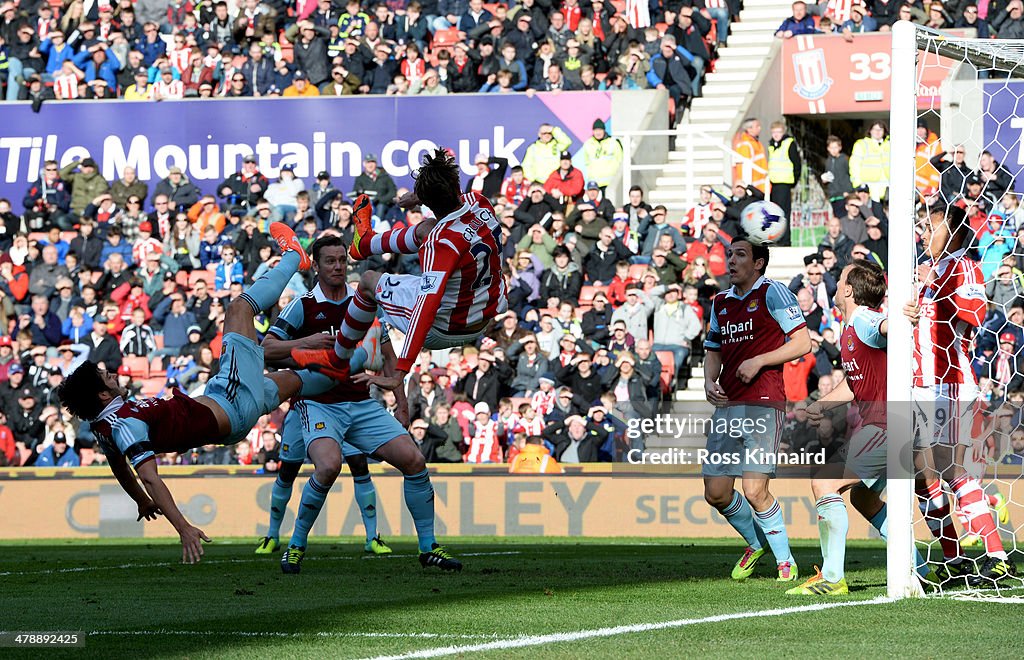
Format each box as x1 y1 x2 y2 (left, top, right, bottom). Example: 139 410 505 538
618 127 769 205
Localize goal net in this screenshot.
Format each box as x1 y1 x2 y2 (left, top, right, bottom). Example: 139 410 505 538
888 21 1024 599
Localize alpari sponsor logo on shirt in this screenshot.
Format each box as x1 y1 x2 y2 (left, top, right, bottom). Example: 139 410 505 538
841 357 863 380
722 318 753 342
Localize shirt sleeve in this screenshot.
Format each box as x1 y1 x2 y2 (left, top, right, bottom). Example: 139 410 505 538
852 309 887 349
109 417 155 468
397 237 463 372
704 296 722 351
766 281 807 335
268 295 305 340
952 261 987 328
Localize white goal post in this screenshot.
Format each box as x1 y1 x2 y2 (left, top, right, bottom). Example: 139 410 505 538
888 21 1024 599
887 19 921 600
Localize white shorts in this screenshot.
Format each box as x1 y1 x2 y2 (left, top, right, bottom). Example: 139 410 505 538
912 383 979 448
374 274 491 350
845 424 887 491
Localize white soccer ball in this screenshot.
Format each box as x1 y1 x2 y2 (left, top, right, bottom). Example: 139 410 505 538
739 201 788 245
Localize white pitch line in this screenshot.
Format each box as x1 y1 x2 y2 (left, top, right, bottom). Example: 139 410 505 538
0 551 521 578
359 597 896 660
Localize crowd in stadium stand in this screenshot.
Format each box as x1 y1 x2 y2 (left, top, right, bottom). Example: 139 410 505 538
0 0 730 105
773 0 1020 38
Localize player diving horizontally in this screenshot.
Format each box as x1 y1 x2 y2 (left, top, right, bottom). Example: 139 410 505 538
790 260 932 595
291 148 508 390
702 235 810 583
58 224 458 570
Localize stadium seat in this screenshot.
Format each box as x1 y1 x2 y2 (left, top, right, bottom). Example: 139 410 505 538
628 264 648 281
656 350 676 396
188 271 211 289
28 232 46 243
124 356 150 379
175 270 190 288
140 377 164 397
154 334 164 349
579 285 605 305
432 28 462 49
655 22 668 35
509 397 530 410
279 35 294 64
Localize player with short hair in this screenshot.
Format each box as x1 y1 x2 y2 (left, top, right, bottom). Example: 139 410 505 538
904 205 1015 586
57 224 333 564
260 233 460 573
254 234 401 561
789 260 931 594
291 149 508 390
703 236 811 583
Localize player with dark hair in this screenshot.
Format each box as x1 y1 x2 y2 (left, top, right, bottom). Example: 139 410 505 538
255 234 392 560
702 234 811 583
57 224 335 564
257 234 459 573
292 148 508 390
904 204 1015 586
790 260 930 594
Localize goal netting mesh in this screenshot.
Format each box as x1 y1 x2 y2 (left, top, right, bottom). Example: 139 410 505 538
897 24 1024 599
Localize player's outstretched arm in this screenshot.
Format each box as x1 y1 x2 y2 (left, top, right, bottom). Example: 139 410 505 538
107 452 161 521
135 460 211 564
805 377 854 424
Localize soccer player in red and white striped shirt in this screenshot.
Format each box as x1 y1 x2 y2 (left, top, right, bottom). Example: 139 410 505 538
293 149 508 390
904 204 1015 585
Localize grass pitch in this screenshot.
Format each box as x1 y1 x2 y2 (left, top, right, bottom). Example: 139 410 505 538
2 537 1023 659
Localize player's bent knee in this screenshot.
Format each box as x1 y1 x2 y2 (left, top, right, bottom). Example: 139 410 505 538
308 438 343 483
279 460 303 484
359 271 382 298
703 484 732 510
345 453 369 477
403 450 427 476
741 478 772 509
